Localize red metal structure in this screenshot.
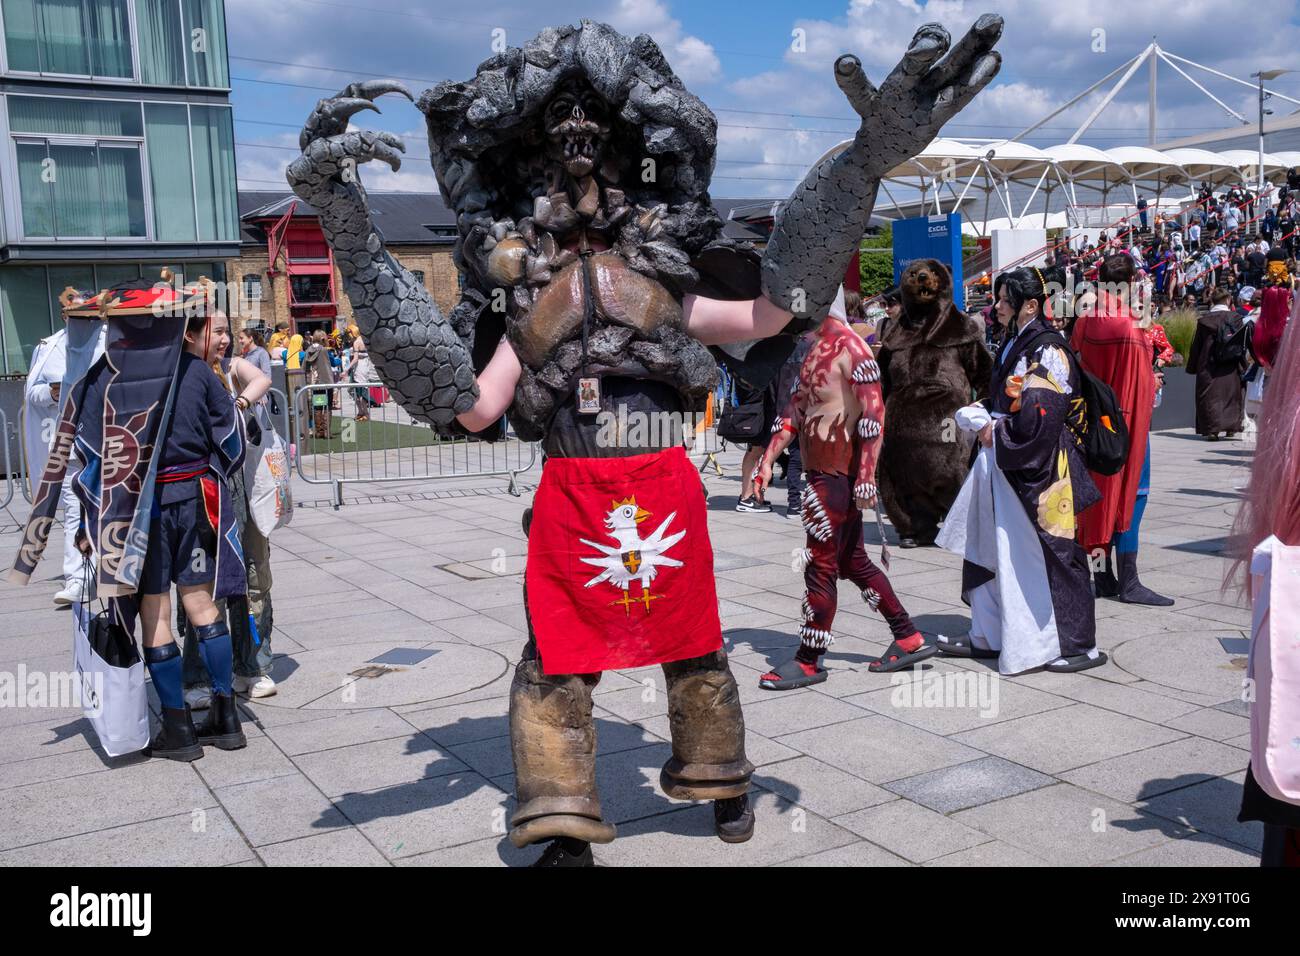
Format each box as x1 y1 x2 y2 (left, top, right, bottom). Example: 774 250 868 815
248 199 339 335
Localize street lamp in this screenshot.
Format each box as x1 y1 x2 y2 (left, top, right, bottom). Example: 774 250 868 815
1253 69 1292 220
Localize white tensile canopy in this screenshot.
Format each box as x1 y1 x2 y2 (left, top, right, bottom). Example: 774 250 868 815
868 137 1296 236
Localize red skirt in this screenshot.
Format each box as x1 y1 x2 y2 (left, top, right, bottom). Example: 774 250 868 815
525 446 722 675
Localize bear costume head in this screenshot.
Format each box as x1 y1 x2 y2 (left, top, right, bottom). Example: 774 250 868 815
899 258 953 331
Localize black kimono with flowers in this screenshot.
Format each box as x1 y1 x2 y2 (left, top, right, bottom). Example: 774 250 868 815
988 318 1101 659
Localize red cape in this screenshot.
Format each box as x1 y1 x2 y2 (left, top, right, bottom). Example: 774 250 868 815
1071 295 1156 551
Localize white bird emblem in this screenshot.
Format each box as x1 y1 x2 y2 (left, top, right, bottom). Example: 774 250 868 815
580 496 686 614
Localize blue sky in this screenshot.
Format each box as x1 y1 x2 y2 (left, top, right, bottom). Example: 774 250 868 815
225 0 1300 199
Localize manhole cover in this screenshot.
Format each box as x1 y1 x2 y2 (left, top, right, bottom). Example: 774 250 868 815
1112 631 1245 698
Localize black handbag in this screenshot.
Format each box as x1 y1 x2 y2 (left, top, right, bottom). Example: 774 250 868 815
716 380 770 444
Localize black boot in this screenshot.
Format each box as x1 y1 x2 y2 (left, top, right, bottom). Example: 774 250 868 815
1093 548 1120 598
195 692 247 750
531 837 594 867
714 793 755 844
1117 551 1174 606
146 706 203 762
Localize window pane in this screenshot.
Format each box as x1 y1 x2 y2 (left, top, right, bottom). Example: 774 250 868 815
36 0 90 75
190 105 236 241
49 143 102 236
94 263 141 288
8 95 143 136
46 265 95 323
182 0 227 87
98 145 146 236
15 142 55 237
2 0 42 71
133 0 185 85
144 103 196 240
290 274 331 304
0 266 53 374
87 0 132 77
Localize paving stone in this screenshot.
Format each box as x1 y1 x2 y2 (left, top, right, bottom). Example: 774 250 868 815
832 799 989 862
885 756 1056 814
1060 736 1249 804
0 748 123 791
752 756 897 818
778 715 986 784
738 692 869 738
776 841 913 866
0 809 252 866
1163 707 1252 742
216 775 348 846
592 790 859 867
339 773 510 859
1005 672 1202 724
847 669 1069 735
194 736 300 790
1137 772 1263 852
0 757 216 851
952 783 1192 865
925 841 1050 866
1104 834 1260 866
256 828 391 866
952 704 1185 774
295 733 466 797
264 708 420 756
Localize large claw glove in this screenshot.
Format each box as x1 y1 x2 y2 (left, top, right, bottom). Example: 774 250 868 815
287 81 478 429
761 14 1003 327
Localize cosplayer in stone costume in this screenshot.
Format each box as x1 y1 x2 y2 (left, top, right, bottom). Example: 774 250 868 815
288 15 1003 865
754 293 932 691
877 259 992 546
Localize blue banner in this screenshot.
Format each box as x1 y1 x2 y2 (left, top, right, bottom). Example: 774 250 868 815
892 213 965 311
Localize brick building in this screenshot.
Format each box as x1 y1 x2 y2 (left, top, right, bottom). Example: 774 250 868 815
227 191 459 338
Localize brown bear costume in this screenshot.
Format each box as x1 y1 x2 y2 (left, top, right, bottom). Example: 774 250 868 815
877 259 993 546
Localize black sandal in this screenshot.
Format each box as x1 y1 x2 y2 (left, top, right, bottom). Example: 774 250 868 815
1043 651 1109 673
758 659 827 691
868 639 937 673
934 634 999 659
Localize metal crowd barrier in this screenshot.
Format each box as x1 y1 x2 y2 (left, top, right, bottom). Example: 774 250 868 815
0 408 15 509
288 380 538 508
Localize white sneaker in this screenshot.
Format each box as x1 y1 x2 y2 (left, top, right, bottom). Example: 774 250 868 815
184 686 211 711
234 674 277 699
53 578 86 607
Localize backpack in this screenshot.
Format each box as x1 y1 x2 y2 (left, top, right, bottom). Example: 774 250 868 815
1211 313 1249 365
1020 329 1130 476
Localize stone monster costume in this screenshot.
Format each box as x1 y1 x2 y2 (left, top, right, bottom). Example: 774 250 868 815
287 15 1003 864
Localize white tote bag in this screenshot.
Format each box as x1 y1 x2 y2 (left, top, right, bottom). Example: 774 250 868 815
242 399 294 536
72 601 149 757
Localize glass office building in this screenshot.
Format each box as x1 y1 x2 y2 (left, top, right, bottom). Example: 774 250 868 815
0 0 237 374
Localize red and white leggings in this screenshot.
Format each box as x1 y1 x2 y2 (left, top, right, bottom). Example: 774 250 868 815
797 470 915 660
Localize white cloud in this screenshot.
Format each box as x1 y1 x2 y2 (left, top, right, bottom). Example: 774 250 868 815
603 0 721 84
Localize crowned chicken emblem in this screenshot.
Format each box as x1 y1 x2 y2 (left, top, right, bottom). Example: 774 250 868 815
580 495 685 615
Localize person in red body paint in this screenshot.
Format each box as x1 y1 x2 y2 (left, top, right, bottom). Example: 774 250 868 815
753 290 933 690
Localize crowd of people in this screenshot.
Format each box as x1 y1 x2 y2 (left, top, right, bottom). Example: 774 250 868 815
722 250 1296 863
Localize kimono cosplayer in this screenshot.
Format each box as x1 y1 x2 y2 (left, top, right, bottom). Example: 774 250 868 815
937 268 1106 674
